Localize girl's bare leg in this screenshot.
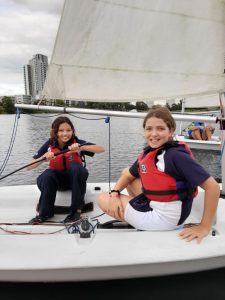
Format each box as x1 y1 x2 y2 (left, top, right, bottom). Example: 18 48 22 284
98 167 142 220
204 127 212 140
98 192 132 221
192 129 202 140
122 167 142 197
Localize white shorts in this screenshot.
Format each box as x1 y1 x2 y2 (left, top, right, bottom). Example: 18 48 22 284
124 198 183 231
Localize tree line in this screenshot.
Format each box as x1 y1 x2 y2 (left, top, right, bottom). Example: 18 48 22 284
0 96 152 114
0 96 190 114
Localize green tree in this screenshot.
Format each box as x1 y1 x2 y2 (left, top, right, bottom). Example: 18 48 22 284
165 103 171 111
2 96 15 114
166 101 182 111
55 99 65 107
136 101 149 112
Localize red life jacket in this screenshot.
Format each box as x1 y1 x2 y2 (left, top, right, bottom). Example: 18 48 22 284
138 142 198 202
49 144 82 171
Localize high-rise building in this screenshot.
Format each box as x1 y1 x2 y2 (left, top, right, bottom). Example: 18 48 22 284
23 64 32 96
24 54 48 100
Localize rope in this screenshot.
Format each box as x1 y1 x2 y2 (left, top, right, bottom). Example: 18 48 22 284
0 212 105 235
21 110 107 120
0 108 20 176
67 112 107 121
68 113 111 190
23 113 62 118
0 145 93 181
67 112 111 190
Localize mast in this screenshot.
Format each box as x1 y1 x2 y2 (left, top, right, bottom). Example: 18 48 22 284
220 92 225 194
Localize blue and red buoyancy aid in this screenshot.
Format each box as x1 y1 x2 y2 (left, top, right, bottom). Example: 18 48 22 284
138 142 198 202
49 144 82 171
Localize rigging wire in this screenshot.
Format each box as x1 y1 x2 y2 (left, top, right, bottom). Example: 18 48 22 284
22 112 63 118
68 112 111 191
0 108 20 176
67 112 106 121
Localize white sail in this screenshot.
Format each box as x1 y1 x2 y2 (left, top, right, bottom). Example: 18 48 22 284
184 93 221 108
42 0 225 102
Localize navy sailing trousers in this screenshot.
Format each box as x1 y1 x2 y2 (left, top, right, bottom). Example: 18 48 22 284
37 162 89 218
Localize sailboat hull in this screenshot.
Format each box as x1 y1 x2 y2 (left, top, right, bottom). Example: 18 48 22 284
176 135 221 151
0 184 225 282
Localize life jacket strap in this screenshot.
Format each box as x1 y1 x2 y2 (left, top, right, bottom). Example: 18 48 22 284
142 187 189 196
81 153 86 167
62 154 67 171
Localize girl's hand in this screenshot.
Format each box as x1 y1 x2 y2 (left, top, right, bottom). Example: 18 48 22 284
68 143 80 152
179 223 210 243
106 194 124 220
42 151 55 162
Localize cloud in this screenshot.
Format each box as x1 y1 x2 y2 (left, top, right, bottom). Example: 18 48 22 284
9 0 64 14
0 0 64 96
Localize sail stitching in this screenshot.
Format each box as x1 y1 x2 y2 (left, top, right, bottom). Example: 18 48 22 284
95 0 225 24
51 63 225 78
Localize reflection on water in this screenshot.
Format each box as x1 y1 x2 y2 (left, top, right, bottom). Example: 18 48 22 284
0 113 221 186
192 149 221 182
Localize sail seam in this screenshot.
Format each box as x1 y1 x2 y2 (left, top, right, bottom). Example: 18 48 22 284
51 63 225 78
55 89 225 102
94 0 225 25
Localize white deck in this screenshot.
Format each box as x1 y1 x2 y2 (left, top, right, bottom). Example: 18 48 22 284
0 183 224 282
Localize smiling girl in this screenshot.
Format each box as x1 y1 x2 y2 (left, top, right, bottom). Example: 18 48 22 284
98 106 219 242
27 116 105 224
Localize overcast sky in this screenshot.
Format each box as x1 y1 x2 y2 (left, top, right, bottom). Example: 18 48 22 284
0 0 64 96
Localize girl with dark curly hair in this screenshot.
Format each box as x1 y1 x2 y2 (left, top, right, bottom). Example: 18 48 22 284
27 116 105 224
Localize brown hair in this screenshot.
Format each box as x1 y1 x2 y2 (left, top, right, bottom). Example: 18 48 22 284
50 116 75 144
143 106 176 132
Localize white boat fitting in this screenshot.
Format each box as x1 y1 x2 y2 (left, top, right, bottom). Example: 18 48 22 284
0 183 225 282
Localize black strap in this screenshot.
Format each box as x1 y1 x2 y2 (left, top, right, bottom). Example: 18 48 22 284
142 187 189 196
62 154 67 171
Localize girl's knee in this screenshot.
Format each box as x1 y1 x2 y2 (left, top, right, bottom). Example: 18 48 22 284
37 169 56 184
70 163 88 178
98 192 109 211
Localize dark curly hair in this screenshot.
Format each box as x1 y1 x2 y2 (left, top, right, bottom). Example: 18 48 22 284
50 116 75 144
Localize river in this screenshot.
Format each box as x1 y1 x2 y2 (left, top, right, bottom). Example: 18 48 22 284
0 112 221 186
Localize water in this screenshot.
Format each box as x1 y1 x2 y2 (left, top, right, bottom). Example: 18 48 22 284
0 113 221 186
